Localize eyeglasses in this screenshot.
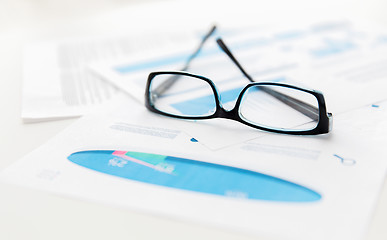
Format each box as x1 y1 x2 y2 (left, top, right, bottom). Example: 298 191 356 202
145 26 332 135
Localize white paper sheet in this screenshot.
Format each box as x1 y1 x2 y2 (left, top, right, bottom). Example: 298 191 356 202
2 94 387 240
90 20 387 146
22 30 197 122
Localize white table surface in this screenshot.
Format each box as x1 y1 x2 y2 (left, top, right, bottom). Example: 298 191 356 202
1 0 387 239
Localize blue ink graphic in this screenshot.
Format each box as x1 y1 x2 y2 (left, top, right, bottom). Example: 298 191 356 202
311 39 356 58
190 138 198 142
68 150 322 202
376 35 387 45
334 154 356 166
275 30 305 40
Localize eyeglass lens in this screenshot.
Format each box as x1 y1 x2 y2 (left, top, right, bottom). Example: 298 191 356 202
149 74 217 117
239 85 319 131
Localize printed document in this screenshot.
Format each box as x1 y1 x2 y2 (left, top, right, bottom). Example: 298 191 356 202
91 20 387 114
22 31 197 122
2 95 387 240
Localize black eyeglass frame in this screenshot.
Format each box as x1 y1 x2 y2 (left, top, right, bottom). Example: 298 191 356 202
145 71 332 135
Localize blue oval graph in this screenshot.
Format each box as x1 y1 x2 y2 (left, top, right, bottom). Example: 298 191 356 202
67 150 321 202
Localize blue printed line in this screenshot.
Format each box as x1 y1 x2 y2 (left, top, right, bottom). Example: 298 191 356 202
115 21 350 74
333 154 343 160
114 37 273 74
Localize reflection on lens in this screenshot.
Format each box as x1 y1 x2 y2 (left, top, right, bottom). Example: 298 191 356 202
239 84 319 131
149 74 217 117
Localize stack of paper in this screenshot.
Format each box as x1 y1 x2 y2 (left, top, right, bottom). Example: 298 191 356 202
4 13 387 240
22 30 198 122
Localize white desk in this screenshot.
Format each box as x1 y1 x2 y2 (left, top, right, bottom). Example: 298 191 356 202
1 1 387 239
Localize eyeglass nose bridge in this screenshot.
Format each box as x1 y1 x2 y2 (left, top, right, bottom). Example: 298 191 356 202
215 104 242 121
212 89 246 121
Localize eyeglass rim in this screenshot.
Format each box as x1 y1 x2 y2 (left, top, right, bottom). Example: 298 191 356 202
145 71 332 135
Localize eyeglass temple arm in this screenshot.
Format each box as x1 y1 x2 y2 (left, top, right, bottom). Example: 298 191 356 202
182 25 217 71
216 38 320 121
152 25 217 97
